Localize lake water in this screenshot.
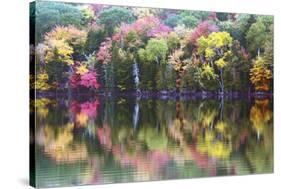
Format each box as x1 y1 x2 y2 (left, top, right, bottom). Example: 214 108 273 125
34 96 273 188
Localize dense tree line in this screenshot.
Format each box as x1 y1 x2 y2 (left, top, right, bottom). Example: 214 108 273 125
31 1 274 94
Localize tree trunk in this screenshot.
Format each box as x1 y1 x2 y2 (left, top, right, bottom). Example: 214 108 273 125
120 34 124 49
219 97 224 121
219 68 224 94
155 56 160 65
176 71 181 93
133 58 140 90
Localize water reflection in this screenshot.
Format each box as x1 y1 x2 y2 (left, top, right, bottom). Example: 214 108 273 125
35 97 273 187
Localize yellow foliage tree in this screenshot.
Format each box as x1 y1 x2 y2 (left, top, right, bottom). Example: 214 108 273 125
44 26 87 65
168 47 190 91
44 26 87 48
44 39 74 65
197 31 233 93
250 57 272 91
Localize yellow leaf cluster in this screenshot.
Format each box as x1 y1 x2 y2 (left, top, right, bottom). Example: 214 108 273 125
43 26 87 65
76 64 89 75
198 32 233 63
215 58 227 68
168 48 185 72
205 48 215 59
45 39 74 65
207 31 233 48
45 26 87 46
201 64 217 80
35 73 52 90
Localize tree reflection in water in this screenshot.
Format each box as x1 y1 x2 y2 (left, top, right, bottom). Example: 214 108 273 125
34 97 273 187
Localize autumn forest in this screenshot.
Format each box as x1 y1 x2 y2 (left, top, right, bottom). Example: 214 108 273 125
30 1 273 95
30 1 273 188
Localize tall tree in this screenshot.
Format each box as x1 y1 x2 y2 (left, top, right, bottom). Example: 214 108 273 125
138 38 169 89
138 38 168 65
246 20 267 56
250 57 272 92
39 26 87 87
197 32 233 93
168 47 189 92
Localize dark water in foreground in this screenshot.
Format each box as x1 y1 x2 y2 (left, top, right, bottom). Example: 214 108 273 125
34 96 273 188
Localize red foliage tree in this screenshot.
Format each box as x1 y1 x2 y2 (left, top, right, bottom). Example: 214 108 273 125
112 16 171 41
96 38 112 64
190 21 219 45
69 73 81 88
80 71 100 89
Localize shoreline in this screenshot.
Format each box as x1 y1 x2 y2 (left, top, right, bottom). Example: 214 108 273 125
34 89 273 100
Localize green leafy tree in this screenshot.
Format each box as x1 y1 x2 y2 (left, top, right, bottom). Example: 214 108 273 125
216 12 232 21
138 38 168 64
112 46 135 91
246 20 267 56
223 40 250 91
235 14 256 47
263 24 273 73
166 32 181 53
123 31 144 53
35 1 84 42
85 27 106 54
98 7 135 36
80 5 96 25
138 38 169 89
179 10 210 29
217 21 242 42
164 14 182 28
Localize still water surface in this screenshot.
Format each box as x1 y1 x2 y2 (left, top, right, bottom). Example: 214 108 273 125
35 97 273 187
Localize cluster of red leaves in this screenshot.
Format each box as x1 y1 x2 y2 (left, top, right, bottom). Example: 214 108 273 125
70 70 100 89
69 73 81 88
80 71 100 89
190 21 219 45
112 16 171 41
147 24 172 38
96 38 112 64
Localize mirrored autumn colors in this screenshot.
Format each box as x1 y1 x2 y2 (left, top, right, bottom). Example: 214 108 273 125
34 96 273 187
